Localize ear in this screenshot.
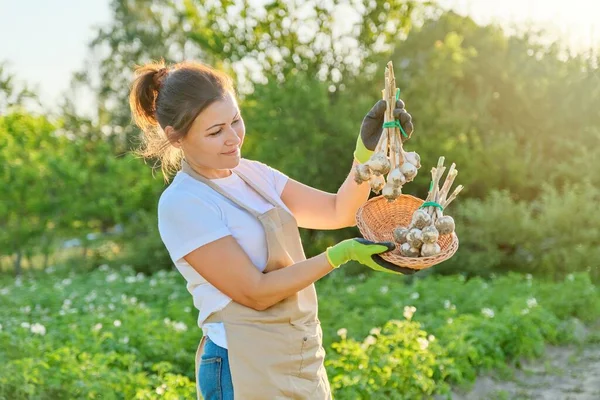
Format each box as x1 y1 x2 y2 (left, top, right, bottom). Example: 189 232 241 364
165 126 180 148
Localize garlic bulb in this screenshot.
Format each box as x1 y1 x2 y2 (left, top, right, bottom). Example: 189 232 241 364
421 242 441 257
399 162 418 181
393 227 409 244
410 209 431 230
403 151 421 169
406 228 423 248
400 242 420 257
421 225 439 244
387 167 406 186
368 174 385 194
366 152 391 176
354 163 372 184
435 215 455 235
382 182 401 202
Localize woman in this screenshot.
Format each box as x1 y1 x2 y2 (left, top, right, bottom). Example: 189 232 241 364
129 60 416 400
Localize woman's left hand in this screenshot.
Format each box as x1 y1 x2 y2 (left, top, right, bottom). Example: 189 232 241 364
353 98 414 164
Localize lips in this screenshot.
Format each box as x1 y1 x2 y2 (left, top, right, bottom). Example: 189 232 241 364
222 148 239 155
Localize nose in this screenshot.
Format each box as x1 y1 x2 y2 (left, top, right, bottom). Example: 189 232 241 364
225 126 242 145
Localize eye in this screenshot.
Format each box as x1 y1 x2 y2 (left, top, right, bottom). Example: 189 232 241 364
233 118 241 124
209 129 222 136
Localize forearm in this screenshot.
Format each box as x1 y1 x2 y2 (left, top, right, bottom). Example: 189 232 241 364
252 254 335 310
334 160 371 227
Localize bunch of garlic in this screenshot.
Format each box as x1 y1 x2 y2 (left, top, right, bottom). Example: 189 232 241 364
354 62 421 202
392 156 463 258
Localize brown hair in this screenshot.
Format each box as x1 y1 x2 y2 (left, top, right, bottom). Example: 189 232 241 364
129 60 234 179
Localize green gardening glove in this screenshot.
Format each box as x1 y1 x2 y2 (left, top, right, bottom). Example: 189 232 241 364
354 99 414 164
326 238 417 275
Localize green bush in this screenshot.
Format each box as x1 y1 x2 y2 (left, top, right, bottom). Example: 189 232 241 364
0 261 597 398
435 180 600 281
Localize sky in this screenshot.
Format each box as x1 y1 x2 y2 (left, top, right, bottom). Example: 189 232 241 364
0 0 598 112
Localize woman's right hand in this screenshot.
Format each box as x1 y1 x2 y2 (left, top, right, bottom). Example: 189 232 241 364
326 238 417 275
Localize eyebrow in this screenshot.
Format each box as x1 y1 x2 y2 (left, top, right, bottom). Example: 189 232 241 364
206 111 240 132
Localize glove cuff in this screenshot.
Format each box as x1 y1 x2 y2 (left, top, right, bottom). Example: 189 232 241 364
326 240 353 268
353 135 373 164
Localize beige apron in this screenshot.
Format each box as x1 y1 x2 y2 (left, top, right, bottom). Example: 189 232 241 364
181 161 332 400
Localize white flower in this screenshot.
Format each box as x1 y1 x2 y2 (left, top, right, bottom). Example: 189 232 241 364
447 318 453 324
525 273 532 280
346 285 356 294
403 306 416 321
98 264 110 272
62 278 72 286
15 278 23 287
410 292 420 300
363 335 377 347
113 320 122 327
337 328 347 339
21 306 31 314
108 303 115 311
428 334 435 342
173 322 187 332
379 286 389 294
46 266 56 274
0 288 9 295
125 276 136 284
417 337 429 350
59 310 66 316
481 308 495 318
30 323 46 336
106 273 119 283
85 292 97 303
150 279 157 287
136 273 145 281
527 298 538 308
121 336 130 344
184 307 191 313
92 323 103 332
156 383 167 395
369 327 381 336
521 308 530 315
21 322 31 329
443 300 451 309
358 273 366 281
567 274 574 282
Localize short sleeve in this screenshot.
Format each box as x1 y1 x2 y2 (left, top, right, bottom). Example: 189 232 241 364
157 191 231 262
269 165 289 196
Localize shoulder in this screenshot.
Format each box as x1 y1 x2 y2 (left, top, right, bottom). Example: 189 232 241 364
237 158 289 195
236 158 272 175
158 173 222 219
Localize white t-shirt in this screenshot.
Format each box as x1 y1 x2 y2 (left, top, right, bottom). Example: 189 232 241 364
157 158 291 349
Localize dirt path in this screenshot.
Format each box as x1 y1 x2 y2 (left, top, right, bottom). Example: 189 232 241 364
450 345 600 400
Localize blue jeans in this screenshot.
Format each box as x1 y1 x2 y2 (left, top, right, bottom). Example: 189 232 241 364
198 336 234 400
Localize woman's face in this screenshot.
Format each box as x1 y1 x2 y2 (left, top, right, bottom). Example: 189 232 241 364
175 92 245 178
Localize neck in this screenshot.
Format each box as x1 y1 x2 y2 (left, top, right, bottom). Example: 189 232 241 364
185 160 232 179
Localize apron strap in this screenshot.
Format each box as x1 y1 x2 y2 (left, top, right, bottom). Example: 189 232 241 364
181 159 261 218
234 170 284 208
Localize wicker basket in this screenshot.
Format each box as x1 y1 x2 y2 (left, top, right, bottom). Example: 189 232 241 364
356 194 459 270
